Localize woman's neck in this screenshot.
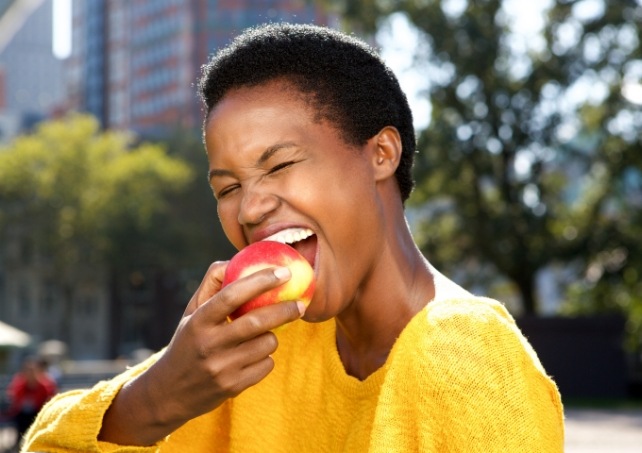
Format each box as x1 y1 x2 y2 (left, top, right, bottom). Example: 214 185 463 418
334 233 436 380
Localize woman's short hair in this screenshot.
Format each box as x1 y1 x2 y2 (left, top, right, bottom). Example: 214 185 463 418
198 22 416 202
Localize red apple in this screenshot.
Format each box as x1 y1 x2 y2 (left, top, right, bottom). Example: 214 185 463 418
222 241 316 320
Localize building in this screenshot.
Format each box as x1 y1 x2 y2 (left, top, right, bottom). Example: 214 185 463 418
0 0 65 142
0 221 110 360
68 0 333 138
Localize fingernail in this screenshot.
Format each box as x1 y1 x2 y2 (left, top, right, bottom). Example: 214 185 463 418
296 301 306 316
273 266 291 280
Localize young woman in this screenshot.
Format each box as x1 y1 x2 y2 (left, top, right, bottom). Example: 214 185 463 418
24 23 564 452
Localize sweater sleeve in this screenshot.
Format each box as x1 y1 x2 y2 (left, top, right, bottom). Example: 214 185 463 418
371 298 564 453
22 352 166 453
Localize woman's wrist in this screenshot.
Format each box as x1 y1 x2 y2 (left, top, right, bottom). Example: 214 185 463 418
99 369 184 446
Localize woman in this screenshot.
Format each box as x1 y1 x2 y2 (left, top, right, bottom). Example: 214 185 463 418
24 23 563 452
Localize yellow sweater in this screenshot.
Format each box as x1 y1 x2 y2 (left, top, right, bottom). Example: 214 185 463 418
24 297 564 452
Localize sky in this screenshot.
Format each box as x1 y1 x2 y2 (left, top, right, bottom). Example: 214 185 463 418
52 0 71 59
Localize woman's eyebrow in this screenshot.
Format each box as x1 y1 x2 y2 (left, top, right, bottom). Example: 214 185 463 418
256 142 298 166
208 168 233 181
208 142 299 182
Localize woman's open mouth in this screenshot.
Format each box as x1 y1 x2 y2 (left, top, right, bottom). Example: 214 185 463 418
261 228 318 269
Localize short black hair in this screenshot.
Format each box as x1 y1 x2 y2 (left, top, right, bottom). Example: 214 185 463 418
198 22 416 202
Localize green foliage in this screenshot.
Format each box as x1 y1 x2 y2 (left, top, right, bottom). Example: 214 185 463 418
159 128 237 268
326 1 642 325
0 115 231 353
560 196 642 351
0 114 193 269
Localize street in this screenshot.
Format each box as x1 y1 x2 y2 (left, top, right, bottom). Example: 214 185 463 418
565 408 642 453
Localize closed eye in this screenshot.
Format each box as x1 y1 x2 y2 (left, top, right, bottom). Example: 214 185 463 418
268 161 295 174
217 184 240 199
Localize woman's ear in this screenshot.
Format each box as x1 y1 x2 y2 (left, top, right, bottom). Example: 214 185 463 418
371 126 402 182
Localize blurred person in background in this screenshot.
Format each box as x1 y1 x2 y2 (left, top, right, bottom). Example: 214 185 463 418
5 356 56 450
22 23 563 452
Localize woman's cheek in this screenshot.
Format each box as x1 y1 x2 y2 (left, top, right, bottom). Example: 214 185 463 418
217 202 244 249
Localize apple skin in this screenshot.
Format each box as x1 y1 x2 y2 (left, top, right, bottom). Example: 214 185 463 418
222 241 316 321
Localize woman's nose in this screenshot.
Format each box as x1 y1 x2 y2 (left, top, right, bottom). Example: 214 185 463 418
237 186 280 226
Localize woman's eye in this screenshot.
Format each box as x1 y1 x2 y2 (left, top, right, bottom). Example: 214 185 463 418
217 185 239 198
268 161 294 174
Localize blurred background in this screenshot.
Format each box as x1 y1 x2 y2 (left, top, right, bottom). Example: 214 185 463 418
0 0 641 449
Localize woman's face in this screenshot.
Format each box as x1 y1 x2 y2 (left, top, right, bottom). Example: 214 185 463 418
204 81 386 321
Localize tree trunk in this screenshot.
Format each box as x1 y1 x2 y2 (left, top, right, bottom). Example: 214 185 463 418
59 283 74 349
516 273 537 315
150 269 180 351
108 268 123 359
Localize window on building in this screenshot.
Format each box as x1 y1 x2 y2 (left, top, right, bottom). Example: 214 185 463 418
20 238 33 264
18 282 31 317
42 281 56 314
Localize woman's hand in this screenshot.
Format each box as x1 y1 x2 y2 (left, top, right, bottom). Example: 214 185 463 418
99 261 305 446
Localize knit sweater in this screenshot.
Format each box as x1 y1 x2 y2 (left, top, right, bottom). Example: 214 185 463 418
24 297 564 452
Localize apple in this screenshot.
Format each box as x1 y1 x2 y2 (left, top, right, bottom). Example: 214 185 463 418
222 240 316 320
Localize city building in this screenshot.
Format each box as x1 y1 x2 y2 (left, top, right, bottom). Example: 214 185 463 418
0 0 65 142
69 0 334 137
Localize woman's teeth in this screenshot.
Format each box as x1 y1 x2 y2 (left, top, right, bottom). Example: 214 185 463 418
262 228 314 245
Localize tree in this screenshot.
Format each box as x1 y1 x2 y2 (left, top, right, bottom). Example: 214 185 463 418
160 127 237 269
123 128 237 352
323 0 642 317
0 114 193 349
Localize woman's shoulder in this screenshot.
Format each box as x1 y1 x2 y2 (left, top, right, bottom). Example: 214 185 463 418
387 295 553 393
392 295 529 367
402 294 517 336
422 267 516 330
425 295 515 327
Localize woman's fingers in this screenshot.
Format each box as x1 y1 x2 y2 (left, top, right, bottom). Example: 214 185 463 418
183 260 228 316
185 260 306 335
197 332 279 397
234 355 277 391
138 264 304 426
192 266 294 327
225 299 304 341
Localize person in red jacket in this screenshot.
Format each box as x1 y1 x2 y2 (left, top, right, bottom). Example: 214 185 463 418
6 356 57 447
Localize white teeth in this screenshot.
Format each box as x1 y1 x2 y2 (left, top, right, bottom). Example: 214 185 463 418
262 228 314 245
